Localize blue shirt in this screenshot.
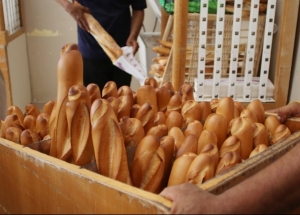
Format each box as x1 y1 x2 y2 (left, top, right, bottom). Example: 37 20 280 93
77 0 147 60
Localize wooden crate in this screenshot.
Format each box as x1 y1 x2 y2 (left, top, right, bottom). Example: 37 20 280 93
0 117 299 214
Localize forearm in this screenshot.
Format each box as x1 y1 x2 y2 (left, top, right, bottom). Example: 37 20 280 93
129 10 144 40
54 0 73 12
218 143 300 213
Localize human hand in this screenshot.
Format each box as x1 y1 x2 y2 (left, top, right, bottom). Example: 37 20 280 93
267 102 300 123
126 38 139 55
67 1 90 31
159 183 218 214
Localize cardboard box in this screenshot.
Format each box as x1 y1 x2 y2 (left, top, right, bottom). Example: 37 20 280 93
0 119 299 213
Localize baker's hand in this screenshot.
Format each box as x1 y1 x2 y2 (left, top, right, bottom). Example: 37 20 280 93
67 1 90 31
159 183 217 214
267 102 300 123
126 38 139 55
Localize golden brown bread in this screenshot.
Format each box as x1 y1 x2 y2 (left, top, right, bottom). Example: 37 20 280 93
102 81 118 99
176 134 198 158
215 151 242 175
162 81 175 95
270 124 291 145
153 111 167 126
135 102 155 134
249 144 268 158
42 100 55 116
183 120 203 139
252 122 269 147
131 135 165 193
168 153 197 186
199 143 219 171
240 108 258 124
144 77 158 89
119 116 145 148
155 86 173 112
25 104 40 119
246 99 265 124
185 153 215 185
146 124 168 139
160 135 175 189
90 99 131 184
210 98 219 113
130 104 141 118
234 101 245 117
86 83 101 104
152 46 171 56
1 115 24 138
136 85 158 113
49 48 83 159
181 100 202 125
284 118 300 134
219 135 241 159
264 115 281 142
35 113 50 139
168 126 185 153
117 86 134 121
83 12 123 62
5 126 22 143
165 110 184 131
158 40 173 49
6 106 24 123
106 96 120 117
60 43 79 56
203 113 229 149
66 84 94 166
179 83 194 103
197 129 218 154
20 129 41 146
23 115 36 132
229 117 254 160
198 101 212 122
216 97 235 123
165 93 182 118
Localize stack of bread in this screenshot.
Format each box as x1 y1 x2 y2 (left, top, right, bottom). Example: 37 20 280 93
0 43 294 194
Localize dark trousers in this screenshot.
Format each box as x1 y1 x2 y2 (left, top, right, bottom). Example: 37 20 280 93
83 57 132 91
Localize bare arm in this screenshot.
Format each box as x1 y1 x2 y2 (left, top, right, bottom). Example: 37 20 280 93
160 143 300 214
54 0 90 31
267 102 300 123
126 10 144 55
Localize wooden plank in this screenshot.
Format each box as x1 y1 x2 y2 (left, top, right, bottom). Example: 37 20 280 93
0 137 172 214
160 7 169 40
172 0 188 91
273 0 299 108
0 0 5 31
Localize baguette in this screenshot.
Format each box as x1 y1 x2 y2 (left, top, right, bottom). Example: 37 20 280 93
35 113 50 139
216 97 235 123
130 104 141 118
155 86 173 112
1 115 24 138
153 111 167 126
199 143 219 171
23 115 36 132
66 84 94 166
234 101 245 117
86 83 101 105
135 102 155 134
246 99 265 124
176 134 198 158
264 115 281 141
158 40 173 49
43 100 55 116
136 85 158 114
219 135 241 159
152 46 171 56
168 126 185 153
183 120 203 139
240 108 258 124
252 122 269 147
215 151 242 175
210 98 219 113
162 82 175 95
25 104 40 119
146 124 168 139
49 48 83 159
107 96 120 117
198 101 212 122
181 100 202 125
90 99 131 184
102 81 118 99
144 77 158 89
179 83 194 103
249 144 268 158
20 129 41 146
165 111 184 131
60 43 78 56
160 135 175 189
270 124 291 145
6 106 24 123
165 93 182 118
83 12 123 62
117 86 134 121
185 153 215 185
5 127 22 144
197 129 218 154
168 153 197 186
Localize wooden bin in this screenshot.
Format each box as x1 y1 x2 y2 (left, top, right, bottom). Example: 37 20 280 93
0 117 300 214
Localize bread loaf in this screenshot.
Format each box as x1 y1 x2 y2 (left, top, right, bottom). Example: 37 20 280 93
219 135 241 159
264 115 281 141
66 84 94 166
176 134 198 158
197 129 218 154
1 115 24 138
144 77 158 89
240 108 258 124
246 99 265 124
6 106 24 123
35 113 50 139
270 124 291 145
252 122 269 147
107 96 120 117
168 126 185 153
90 99 131 184
130 104 140 118
160 135 175 189
102 81 118 99
185 153 215 185
60 43 79 56
23 115 36 132
165 93 182 117
155 86 172 112
165 111 184 131
181 100 202 125
179 83 194 103
117 86 134 121
215 151 242 175
229 117 254 160
25 104 40 119
168 153 197 186
20 129 41 146
183 120 203 139
234 101 245 117
153 111 167 126
216 97 235 123
203 113 229 149
5 126 22 143
162 81 175 95
198 101 212 122
136 85 158 113
135 102 155 133
210 98 219 113
249 144 268 158
146 124 168 139
152 46 171 56
42 100 55 116
86 83 101 104
49 48 83 159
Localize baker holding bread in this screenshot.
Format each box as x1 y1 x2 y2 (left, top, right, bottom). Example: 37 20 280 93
55 0 147 91
160 102 300 214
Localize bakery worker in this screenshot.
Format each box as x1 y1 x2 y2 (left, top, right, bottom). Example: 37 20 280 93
55 0 147 91
0 70 7 120
160 102 300 214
